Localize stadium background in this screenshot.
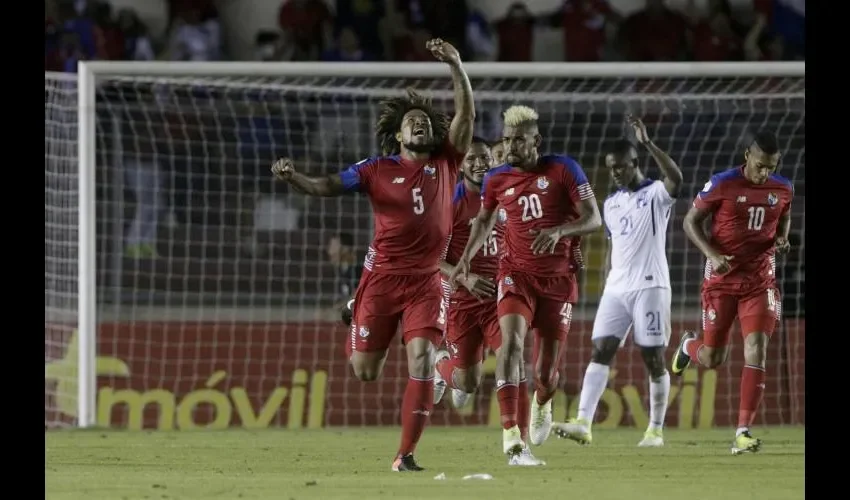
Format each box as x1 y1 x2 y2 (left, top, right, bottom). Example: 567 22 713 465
44 0 804 433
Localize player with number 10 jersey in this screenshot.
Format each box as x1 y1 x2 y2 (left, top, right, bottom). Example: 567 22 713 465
672 131 794 455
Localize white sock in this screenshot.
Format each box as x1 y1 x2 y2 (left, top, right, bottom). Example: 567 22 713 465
682 338 693 354
736 427 749 437
577 362 609 423
648 371 670 431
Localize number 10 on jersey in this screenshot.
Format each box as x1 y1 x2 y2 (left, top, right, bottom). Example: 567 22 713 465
747 206 765 230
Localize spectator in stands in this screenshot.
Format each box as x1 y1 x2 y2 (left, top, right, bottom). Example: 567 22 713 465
166 0 218 32
747 0 804 60
116 9 156 61
395 0 469 58
689 0 746 61
58 0 97 60
494 2 535 62
545 0 622 62
91 1 125 61
393 27 434 62
59 31 87 73
326 232 363 302
334 0 387 60
278 0 333 61
465 6 496 61
165 5 221 61
46 1 63 71
124 137 164 259
255 30 291 61
618 0 690 61
321 27 376 61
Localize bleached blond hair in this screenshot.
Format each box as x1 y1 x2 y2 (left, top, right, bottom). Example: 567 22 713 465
502 105 539 127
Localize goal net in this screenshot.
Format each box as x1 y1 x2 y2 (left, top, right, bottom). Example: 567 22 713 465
45 65 805 430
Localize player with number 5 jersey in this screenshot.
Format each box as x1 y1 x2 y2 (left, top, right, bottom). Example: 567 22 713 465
271 38 476 472
552 116 683 449
449 105 602 461
671 131 794 455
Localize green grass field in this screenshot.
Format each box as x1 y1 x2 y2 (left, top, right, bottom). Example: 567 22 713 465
46 427 804 500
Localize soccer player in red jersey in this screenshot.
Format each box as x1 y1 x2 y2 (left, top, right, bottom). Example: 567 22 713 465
671 131 793 455
433 136 545 466
271 38 475 472
449 105 602 458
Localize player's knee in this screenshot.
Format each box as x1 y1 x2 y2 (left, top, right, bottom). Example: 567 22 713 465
639 346 667 379
590 337 621 365
350 361 382 382
457 365 482 393
742 332 769 367
701 346 728 368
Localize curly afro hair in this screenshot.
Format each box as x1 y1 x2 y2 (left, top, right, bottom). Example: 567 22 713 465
375 88 450 155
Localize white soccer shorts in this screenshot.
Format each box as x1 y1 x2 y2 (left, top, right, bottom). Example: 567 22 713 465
591 287 672 348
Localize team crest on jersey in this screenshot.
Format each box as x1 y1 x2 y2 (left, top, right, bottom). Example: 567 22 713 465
503 276 513 286
767 192 778 206
537 177 550 190
423 165 436 177
359 326 370 338
498 208 507 223
706 309 716 322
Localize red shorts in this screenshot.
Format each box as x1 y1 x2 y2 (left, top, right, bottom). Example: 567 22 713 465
347 270 445 355
496 271 577 341
701 285 781 348
445 299 500 368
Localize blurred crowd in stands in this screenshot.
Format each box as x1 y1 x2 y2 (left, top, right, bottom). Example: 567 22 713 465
46 0 804 71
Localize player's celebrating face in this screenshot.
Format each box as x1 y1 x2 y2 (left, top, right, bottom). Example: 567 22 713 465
605 140 640 189
743 132 781 185
502 106 542 169
462 139 494 186
399 109 435 153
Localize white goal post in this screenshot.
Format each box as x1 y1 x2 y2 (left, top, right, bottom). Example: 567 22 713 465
46 61 804 430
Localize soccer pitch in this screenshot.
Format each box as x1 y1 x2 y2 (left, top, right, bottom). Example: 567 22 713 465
46 426 803 500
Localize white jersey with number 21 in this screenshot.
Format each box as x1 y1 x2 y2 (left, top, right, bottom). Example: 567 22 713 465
593 179 676 347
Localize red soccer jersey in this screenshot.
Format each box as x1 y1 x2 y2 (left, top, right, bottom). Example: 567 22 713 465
481 155 595 277
445 181 505 302
693 166 794 289
339 148 463 275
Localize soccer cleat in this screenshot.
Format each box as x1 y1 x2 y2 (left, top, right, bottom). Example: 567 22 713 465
551 418 592 445
671 330 698 375
637 428 664 447
731 430 762 455
502 425 525 456
508 446 546 466
529 393 554 445
451 388 472 409
432 350 450 405
391 454 425 472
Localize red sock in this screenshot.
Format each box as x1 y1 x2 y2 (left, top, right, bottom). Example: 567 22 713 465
517 380 530 442
436 358 457 390
397 377 434 457
685 338 705 364
738 365 766 428
496 384 519 429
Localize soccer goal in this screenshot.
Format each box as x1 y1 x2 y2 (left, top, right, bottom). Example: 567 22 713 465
45 61 804 431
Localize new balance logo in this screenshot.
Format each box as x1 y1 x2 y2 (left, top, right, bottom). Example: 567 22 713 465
392 177 405 184
737 196 747 203
505 188 515 196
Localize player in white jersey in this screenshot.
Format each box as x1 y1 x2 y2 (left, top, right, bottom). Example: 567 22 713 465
552 116 683 447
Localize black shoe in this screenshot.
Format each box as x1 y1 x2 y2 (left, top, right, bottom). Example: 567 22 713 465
391 454 424 472
671 330 697 375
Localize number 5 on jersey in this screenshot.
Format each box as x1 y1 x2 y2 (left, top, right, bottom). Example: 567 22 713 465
412 187 425 215
519 193 543 221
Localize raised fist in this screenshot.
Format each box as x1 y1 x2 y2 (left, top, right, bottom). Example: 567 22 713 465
271 157 294 180
426 38 461 66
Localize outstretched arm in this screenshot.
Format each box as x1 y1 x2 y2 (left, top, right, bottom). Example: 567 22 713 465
628 115 683 197
427 39 475 155
271 157 345 197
